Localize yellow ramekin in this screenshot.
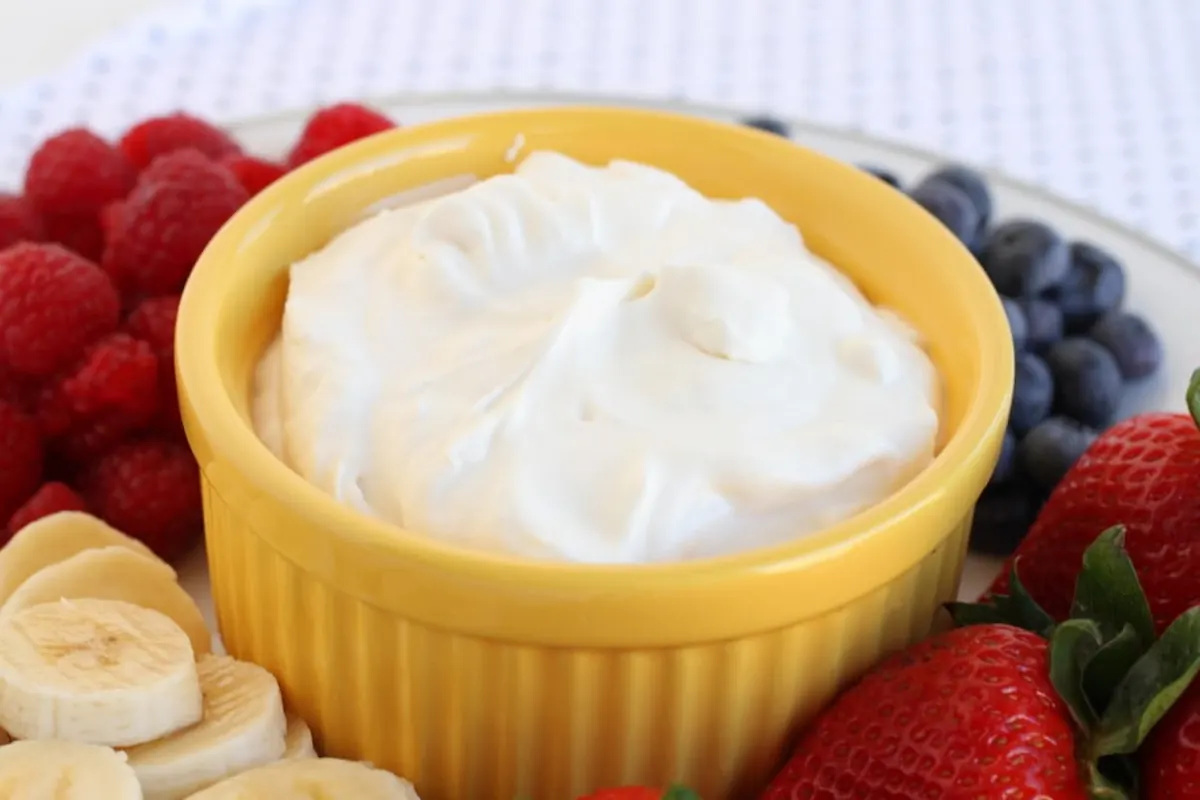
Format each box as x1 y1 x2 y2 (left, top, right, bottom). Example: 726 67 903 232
177 107 1013 800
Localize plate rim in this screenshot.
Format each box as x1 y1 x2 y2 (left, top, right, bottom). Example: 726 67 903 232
225 88 1200 283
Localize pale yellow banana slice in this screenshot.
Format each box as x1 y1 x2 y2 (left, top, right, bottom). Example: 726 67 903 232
282 711 317 760
0 738 143 798
124 654 288 800
0 598 203 746
184 757 421 799
0 545 212 656
0 511 169 604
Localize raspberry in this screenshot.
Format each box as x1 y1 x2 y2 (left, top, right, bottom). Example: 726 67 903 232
286 103 395 168
102 149 249 297
36 332 159 441
126 295 181 436
81 438 201 562
0 243 120 379
7 482 87 535
119 113 241 170
0 194 44 251
219 154 286 197
0 400 44 524
23 128 135 219
98 201 125 244
42 211 105 262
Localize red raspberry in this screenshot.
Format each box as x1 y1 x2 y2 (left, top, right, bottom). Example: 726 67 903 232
0 400 43 524
0 243 120 379
7 482 87 535
24 129 135 219
36 332 159 441
126 295 181 436
0 194 44 251
81 438 201 562
102 149 249 297
98 201 125 244
41 211 105 262
286 103 395 168
119 113 241 170
219 154 286 197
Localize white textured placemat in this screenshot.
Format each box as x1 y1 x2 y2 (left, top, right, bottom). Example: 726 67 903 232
0 0 1198 260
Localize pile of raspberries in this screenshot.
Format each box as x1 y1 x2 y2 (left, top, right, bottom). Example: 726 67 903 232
0 102 396 562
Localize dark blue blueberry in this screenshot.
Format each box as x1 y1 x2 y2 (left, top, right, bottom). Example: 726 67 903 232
969 480 1038 556
918 164 993 228
908 180 981 244
1018 298 1064 353
858 164 902 190
1017 416 1099 490
1088 311 1163 380
1010 353 1055 435
1045 337 1124 428
1055 241 1127 333
982 220 1070 298
989 428 1018 486
740 115 790 137
1000 297 1028 351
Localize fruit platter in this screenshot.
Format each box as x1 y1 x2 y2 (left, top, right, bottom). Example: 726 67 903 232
0 92 1198 798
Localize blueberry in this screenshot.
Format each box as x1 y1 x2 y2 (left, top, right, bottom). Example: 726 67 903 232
969 481 1038 556
1000 297 1028 351
741 115 790 137
1045 338 1124 428
989 428 1018 486
1010 353 1054 435
1018 416 1098 490
1018 298 1064 353
918 164 993 228
981 220 1070 298
859 164 902 190
1055 241 1127 333
1088 311 1163 380
908 180 981 244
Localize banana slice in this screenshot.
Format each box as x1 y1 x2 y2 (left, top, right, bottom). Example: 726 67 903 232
0 738 143 798
0 545 212 656
124 654 287 800
0 598 203 746
282 711 317 760
184 758 422 799
0 510 169 604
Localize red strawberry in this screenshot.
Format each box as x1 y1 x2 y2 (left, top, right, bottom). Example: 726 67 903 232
1144 682 1200 798
578 789 698 800
119 113 241 170
986 372 1200 633
770 529 1200 800
764 624 1086 799
286 102 395 168
102 149 249 297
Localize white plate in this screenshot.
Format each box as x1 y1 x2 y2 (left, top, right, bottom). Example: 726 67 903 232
176 92 1200 635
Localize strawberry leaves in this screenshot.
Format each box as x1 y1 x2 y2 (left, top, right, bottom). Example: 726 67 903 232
1187 367 1200 430
661 788 701 800
950 524 1200 799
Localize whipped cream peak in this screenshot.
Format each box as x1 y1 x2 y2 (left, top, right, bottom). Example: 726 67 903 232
254 151 941 563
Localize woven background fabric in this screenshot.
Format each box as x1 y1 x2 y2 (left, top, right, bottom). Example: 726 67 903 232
0 0 1197 260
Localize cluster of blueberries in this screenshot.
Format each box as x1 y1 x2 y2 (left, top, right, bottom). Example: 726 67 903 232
741 115 1165 556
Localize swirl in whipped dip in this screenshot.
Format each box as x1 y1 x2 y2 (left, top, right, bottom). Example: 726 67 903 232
253 151 941 563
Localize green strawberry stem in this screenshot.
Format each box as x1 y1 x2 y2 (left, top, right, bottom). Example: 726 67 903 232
1188 367 1200 430
948 526 1200 799
662 787 701 800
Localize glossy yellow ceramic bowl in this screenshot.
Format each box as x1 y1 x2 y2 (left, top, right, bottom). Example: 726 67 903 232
177 107 1013 800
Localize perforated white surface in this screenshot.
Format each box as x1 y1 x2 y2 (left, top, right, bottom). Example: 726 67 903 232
0 0 1198 260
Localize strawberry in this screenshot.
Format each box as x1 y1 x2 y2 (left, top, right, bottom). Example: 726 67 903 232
577 788 699 800
766 529 1200 799
986 370 1200 633
1143 680 1200 798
